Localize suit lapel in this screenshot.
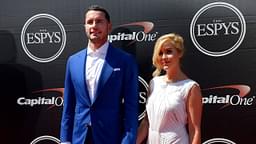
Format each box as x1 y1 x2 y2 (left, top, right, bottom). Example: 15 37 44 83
93 45 114 104
80 49 92 105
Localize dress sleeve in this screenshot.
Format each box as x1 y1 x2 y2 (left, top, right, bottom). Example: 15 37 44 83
184 80 200 100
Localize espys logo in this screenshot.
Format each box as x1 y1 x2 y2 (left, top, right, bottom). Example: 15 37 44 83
108 21 158 44
30 135 60 144
21 13 66 63
138 76 148 120
203 138 236 144
190 2 246 57
202 84 256 109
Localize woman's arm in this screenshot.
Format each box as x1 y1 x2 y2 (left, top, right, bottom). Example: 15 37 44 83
136 113 149 144
136 78 155 144
187 84 203 144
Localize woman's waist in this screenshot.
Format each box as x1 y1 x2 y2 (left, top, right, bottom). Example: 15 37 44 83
149 124 187 133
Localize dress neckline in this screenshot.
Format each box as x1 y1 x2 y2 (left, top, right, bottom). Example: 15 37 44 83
159 75 190 85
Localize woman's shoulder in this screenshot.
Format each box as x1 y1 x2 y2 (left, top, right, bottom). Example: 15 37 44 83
148 76 163 93
185 79 200 87
150 75 165 82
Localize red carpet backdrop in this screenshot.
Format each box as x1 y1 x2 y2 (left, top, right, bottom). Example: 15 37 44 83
0 0 256 143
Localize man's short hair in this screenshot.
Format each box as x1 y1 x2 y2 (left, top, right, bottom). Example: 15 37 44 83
85 5 110 22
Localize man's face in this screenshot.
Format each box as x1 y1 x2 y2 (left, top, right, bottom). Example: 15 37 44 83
85 10 111 44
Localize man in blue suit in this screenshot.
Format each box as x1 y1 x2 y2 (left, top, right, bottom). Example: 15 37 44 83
60 5 139 144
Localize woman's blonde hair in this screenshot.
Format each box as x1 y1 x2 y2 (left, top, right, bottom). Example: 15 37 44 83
152 33 185 77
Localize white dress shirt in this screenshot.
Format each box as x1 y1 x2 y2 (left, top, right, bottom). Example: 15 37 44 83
85 42 108 102
61 42 108 144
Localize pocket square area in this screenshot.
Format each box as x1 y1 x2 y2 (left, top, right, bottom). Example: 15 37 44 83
113 68 121 71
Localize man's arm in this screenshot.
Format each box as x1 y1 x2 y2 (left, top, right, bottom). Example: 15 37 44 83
60 58 76 143
121 55 139 144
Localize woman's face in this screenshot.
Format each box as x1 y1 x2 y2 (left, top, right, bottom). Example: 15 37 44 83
158 41 182 71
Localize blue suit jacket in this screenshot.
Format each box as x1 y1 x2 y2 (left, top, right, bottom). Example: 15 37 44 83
60 44 139 144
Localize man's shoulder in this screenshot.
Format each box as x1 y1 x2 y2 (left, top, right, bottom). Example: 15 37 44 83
72 48 86 56
69 48 86 59
110 45 133 59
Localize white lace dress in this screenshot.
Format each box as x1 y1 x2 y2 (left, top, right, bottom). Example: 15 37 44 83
146 76 198 144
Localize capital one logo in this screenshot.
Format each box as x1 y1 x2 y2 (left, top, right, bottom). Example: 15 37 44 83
17 88 64 109
190 2 246 57
109 21 158 45
17 76 148 120
21 13 66 63
202 84 255 109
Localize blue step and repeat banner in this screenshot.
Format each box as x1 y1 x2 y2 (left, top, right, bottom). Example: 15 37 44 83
1 0 256 143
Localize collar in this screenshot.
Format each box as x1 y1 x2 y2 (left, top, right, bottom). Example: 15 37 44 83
87 41 109 57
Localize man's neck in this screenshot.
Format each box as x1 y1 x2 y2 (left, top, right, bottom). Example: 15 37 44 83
88 40 107 51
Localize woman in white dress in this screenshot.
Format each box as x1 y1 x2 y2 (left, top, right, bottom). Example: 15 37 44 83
136 33 202 144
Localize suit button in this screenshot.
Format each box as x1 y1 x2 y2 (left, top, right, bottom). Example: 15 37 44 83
85 123 92 127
